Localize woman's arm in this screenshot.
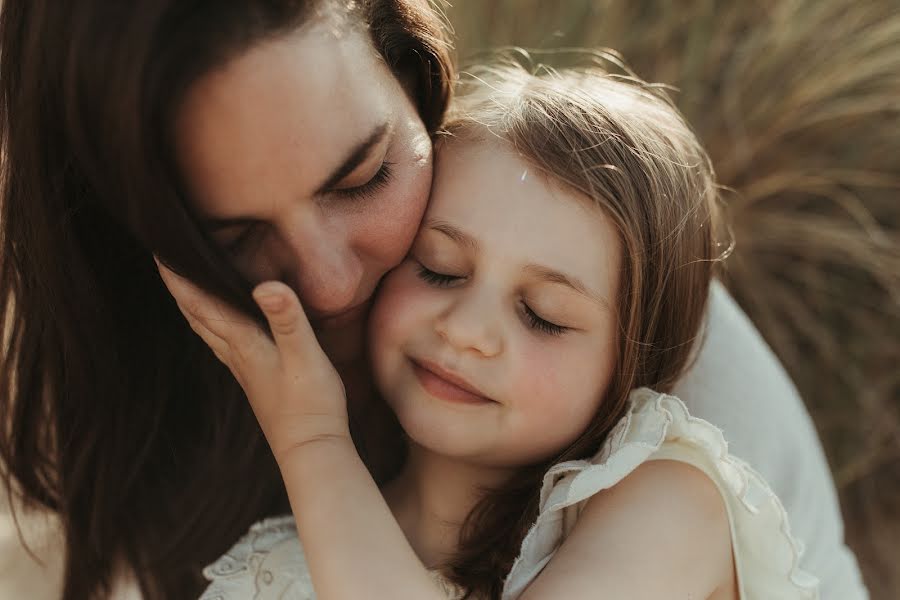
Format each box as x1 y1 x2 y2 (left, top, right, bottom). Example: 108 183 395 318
519 460 734 600
157 266 444 600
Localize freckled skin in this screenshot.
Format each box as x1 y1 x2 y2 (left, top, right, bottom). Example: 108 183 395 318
369 138 623 468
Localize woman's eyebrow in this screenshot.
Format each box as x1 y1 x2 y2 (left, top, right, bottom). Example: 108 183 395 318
315 122 390 194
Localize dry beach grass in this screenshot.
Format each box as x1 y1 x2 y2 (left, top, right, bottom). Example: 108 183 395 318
447 1 900 596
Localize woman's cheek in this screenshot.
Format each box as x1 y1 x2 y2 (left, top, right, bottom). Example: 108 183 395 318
368 267 433 352
356 146 433 271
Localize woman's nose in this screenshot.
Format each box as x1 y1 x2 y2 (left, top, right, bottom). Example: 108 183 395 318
434 289 503 358
277 226 363 316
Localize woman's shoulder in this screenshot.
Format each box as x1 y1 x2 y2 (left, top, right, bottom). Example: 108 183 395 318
199 516 314 600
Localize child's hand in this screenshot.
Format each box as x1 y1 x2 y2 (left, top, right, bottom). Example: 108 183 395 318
156 261 349 463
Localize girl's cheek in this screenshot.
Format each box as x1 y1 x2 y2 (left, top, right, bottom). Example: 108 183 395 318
507 337 604 427
369 267 435 348
507 338 568 407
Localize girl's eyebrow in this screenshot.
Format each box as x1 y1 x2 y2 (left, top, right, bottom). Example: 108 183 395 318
425 220 480 252
522 264 610 309
314 122 390 194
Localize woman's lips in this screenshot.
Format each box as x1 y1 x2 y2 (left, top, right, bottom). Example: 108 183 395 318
410 359 494 405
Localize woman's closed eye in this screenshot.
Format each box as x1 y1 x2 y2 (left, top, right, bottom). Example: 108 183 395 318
334 161 394 202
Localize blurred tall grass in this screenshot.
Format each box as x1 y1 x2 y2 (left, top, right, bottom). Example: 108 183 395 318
445 1 900 597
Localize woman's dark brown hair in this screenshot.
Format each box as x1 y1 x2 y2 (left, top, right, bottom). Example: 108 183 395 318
0 1 452 598
437 62 726 599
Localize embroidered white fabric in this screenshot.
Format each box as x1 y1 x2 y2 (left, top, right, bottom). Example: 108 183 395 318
199 388 821 600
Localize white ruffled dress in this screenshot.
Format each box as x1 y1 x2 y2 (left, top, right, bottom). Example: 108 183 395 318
199 388 820 600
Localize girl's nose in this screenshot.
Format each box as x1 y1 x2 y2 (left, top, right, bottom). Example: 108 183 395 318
434 289 504 358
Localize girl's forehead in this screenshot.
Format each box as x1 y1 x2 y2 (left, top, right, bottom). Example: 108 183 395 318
426 139 620 295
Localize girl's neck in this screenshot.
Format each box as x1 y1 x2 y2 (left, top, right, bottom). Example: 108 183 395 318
382 443 514 569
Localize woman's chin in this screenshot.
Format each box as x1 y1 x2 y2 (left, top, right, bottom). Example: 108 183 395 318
314 310 369 364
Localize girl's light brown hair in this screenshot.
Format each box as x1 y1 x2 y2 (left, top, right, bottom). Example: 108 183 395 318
437 59 728 598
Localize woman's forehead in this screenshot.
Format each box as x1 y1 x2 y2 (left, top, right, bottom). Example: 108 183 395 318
173 21 400 217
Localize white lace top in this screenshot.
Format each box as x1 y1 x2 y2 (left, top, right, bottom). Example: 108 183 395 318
199 388 820 600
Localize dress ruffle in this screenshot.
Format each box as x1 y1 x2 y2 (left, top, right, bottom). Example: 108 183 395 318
200 389 820 599
501 387 820 599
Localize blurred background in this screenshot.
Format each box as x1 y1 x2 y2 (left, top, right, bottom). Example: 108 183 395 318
446 1 899 597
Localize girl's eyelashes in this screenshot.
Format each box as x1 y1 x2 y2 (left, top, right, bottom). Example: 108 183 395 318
416 261 569 337
416 264 461 287
521 301 568 336
335 161 394 202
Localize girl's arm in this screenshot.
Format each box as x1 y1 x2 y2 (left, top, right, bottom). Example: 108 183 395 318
276 436 442 600
157 266 443 600
520 459 734 600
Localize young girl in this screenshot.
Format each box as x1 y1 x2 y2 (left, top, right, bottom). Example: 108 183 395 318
161 63 819 599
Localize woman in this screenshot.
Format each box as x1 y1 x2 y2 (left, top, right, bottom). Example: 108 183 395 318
0 1 866 599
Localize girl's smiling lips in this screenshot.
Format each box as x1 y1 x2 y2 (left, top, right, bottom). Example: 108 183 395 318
410 358 494 405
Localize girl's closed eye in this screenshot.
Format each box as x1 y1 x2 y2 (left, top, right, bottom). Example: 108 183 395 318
415 261 570 336
415 263 463 287
520 301 568 336
334 161 394 202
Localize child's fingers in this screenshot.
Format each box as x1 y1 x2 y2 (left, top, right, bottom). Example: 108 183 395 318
173 298 231 358
156 259 273 362
252 281 318 366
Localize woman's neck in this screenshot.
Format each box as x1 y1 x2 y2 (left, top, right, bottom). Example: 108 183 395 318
382 443 514 569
